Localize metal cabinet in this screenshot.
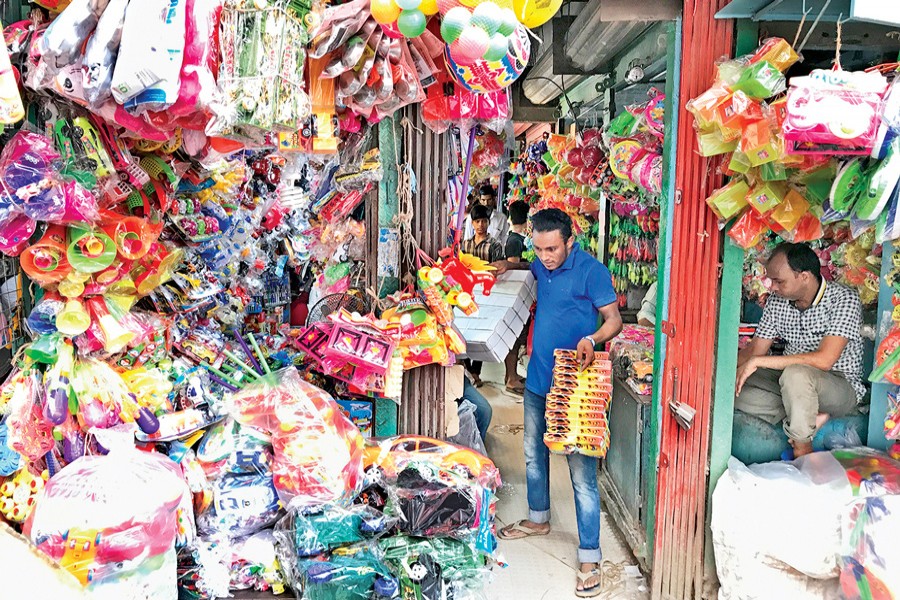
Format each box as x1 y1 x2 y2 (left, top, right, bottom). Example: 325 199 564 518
600 375 651 568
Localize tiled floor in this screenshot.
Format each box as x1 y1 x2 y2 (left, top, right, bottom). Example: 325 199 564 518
477 363 650 600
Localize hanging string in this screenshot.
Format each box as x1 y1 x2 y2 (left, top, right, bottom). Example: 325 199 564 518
833 15 844 69
792 1 810 49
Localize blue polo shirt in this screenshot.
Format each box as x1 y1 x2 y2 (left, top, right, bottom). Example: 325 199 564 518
526 244 617 396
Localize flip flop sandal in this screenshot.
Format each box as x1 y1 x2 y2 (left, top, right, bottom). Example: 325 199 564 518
505 383 525 395
497 520 550 540
575 568 603 598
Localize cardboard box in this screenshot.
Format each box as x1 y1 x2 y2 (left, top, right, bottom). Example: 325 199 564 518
336 400 374 438
456 273 535 362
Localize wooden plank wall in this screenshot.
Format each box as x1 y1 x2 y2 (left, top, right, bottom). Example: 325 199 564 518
398 107 449 438
651 1 733 598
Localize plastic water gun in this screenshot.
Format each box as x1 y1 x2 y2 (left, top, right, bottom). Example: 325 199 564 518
0 468 48 522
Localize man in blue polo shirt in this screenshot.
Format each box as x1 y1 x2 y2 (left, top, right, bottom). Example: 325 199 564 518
490 208 622 597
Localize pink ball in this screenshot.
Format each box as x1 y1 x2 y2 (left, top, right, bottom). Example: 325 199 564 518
437 0 462 14
449 40 476 65
456 26 490 60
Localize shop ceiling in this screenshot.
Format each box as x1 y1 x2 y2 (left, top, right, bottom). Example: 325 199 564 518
716 0 900 27
515 0 679 114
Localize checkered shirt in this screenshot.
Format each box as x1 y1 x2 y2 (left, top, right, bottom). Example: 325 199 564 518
756 281 866 400
461 236 503 263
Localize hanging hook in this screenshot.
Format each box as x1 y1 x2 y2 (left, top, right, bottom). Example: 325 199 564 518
797 0 832 55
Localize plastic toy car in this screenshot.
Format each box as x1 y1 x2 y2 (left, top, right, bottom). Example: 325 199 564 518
361 435 500 490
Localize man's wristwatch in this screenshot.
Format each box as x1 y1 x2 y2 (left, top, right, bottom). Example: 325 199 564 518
582 336 596 346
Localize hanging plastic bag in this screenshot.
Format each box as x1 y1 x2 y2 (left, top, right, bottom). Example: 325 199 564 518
111 0 187 113
728 208 770 249
39 0 111 72
769 188 810 232
82 0 128 108
28 441 192 597
448 400 487 456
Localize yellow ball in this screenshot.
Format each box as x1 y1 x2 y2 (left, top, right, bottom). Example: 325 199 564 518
887 419 897 429
419 0 439 15
371 0 402 24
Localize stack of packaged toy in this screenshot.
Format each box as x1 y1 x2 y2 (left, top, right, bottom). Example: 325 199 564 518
543 350 614 458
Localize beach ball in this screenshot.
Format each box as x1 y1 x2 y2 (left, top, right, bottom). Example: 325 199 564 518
445 24 530 93
371 0 402 24
513 0 561 28
397 0 421 8
398 9 427 37
441 6 471 43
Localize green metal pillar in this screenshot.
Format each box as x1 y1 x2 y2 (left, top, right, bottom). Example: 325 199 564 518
375 117 400 437
868 241 894 451
644 18 681 562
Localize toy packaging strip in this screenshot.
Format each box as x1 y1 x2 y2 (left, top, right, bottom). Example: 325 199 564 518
543 350 614 458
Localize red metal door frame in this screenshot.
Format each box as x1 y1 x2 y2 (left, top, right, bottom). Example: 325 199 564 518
651 1 734 598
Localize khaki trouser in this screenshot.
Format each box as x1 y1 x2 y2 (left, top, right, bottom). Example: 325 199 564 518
734 365 858 442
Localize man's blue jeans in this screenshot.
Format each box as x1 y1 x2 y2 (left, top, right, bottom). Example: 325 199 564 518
463 377 492 441
524 388 602 564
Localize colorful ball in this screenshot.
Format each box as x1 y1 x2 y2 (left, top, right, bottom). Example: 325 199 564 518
396 0 422 9
471 1 502 35
513 0 562 28
483 32 509 61
497 7 518 35
441 6 471 43
371 0 402 24
437 0 462 14
456 25 490 60
445 24 530 93
419 0 439 15
398 8 427 37
582 145 602 169
449 40 476 65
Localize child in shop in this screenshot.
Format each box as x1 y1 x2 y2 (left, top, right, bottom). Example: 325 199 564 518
503 201 530 396
462 204 504 387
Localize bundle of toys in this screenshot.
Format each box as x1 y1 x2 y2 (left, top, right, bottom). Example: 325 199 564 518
691 37 900 249
543 349 614 458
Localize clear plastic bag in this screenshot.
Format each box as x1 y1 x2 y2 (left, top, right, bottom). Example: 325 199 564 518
82 0 128 108
379 535 490 600
448 400 487 457
275 503 395 558
228 367 365 511
28 444 191 599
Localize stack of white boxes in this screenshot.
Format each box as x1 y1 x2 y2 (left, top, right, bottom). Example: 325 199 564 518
454 271 536 362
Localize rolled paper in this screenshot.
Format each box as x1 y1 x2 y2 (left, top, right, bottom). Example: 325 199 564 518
85 296 134 353
66 224 117 273
20 224 72 285
56 299 91 336
247 332 271 374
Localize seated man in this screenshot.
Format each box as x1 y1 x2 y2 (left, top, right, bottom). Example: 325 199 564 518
736 242 865 457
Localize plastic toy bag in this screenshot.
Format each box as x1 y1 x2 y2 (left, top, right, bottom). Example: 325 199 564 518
82 0 128 108
746 181 787 215
731 61 786 99
28 442 191 599
3 370 55 461
769 188 810 231
228 367 365 511
748 37 800 73
39 0 111 72
227 530 287 593
292 545 390 600
706 179 750 220
379 535 490 600
788 210 825 242
110 0 186 113
783 69 888 156
728 208 770 249
196 472 282 539
448 400 487 457
275 504 395 559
